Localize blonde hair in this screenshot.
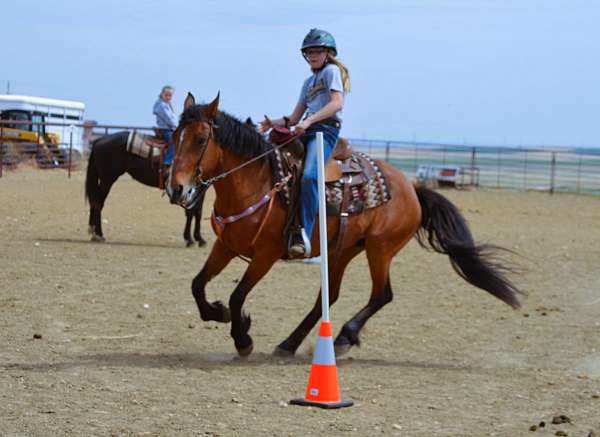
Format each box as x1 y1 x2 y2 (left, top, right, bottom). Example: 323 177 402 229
327 52 351 93
159 85 174 99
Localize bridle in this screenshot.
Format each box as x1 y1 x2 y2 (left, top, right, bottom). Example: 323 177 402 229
183 121 300 191
175 120 300 263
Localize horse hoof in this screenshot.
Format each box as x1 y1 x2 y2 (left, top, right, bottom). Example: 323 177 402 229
237 343 254 357
197 239 207 247
273 346 295 357
185 240 194 248
90 234 105 242
220 306 231 323
334 343 352 357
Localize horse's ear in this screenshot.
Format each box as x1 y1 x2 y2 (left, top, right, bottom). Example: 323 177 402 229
184 92 196 110
205 91 220 120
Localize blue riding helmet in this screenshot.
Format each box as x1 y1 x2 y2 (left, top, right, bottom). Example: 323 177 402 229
301 28 337 56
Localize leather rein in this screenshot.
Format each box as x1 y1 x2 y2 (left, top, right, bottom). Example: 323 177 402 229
194 128 299 190
189 127 299 257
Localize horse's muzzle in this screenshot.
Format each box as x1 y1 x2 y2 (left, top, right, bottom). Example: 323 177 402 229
169 182 200 209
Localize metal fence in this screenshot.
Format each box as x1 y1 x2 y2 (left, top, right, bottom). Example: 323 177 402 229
349 139 600 195
2 121 599 196
0 120 154 178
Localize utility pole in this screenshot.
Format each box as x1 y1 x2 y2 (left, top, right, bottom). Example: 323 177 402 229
6 81 10 94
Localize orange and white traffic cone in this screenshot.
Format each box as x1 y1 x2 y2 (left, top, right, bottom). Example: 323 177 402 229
290 320 353 409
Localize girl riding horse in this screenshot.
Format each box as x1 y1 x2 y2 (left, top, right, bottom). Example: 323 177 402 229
167 92 522 357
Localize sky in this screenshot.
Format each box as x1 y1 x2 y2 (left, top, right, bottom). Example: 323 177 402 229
2 0 599 147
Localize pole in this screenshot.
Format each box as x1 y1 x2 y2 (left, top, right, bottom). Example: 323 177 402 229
550 152 556 195
0 124 4 178
497 148 502 189
290 131 353 409
316 132 330 322
68 127 73 179
470 147 476 186
523 149 528 190
576 154 582 194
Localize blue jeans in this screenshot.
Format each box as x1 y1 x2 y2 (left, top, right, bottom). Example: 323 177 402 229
160 129 174 165
299 123 340 239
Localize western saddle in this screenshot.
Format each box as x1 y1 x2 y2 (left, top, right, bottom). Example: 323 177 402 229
268 126 391 258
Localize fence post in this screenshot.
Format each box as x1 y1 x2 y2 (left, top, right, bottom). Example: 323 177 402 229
523 149 528 190
497 148 502 188
549 152 556 195
68 127 73 179
413 142 419 174
470 147 476 185
385 141 390 162
0 124 4 178
576 154 582 194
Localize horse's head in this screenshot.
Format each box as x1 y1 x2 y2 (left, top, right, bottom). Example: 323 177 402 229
167 92 220 209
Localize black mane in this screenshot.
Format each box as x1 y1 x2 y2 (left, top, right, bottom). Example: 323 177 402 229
180 105 272 158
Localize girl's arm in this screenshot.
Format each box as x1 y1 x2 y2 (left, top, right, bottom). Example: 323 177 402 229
258 102 306 133
295 90 343 134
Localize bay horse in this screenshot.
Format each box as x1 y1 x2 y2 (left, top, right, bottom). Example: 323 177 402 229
168 93 522 357
85 131 206 246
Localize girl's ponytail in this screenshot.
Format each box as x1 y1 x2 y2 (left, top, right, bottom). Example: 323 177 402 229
327 54 351 93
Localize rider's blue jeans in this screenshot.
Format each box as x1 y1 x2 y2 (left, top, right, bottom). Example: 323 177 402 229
160 129 174 165
299 123 340 240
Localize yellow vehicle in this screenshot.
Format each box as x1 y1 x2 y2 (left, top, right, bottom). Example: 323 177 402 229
0 95 85 166
0 109 60 145
0 110 62 166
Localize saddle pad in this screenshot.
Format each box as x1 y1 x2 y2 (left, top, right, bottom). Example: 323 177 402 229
273 147 391 216
126 131 162 160
325 153 391 216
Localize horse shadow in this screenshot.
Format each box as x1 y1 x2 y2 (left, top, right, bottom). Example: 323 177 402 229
34 237 188 250
2 351 475 374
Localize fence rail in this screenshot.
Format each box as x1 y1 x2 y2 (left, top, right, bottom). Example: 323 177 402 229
2 121 599 195
349 139 600 195
0 120 155 178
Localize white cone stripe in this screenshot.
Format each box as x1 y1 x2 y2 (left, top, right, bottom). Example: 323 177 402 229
312 335 337 365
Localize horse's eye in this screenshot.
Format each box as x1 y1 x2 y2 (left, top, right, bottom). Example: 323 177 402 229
198 136 209 145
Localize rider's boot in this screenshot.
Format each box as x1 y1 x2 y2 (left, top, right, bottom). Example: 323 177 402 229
288 227 312 259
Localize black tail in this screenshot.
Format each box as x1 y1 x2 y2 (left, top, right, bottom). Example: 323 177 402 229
414 186 523 309
85 146 101 205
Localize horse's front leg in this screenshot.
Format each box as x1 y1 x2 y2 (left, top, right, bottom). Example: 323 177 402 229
228 252 279 356
192 239 236 322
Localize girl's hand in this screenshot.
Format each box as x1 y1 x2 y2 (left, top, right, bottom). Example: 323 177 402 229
293 120 310 135
257 115 272 134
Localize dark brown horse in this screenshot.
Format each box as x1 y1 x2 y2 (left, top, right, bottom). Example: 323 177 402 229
85 131 206 246
168 93 522 357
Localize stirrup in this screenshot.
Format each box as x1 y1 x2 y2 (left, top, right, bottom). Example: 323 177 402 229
288 228 312 259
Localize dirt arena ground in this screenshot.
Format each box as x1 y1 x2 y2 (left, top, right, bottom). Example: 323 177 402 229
1 166 599 436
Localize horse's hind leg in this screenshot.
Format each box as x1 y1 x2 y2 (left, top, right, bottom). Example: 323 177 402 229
334 243 399 356
183 210 194 247
89 178 117 242
192 239 236 322
274 244 364 356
